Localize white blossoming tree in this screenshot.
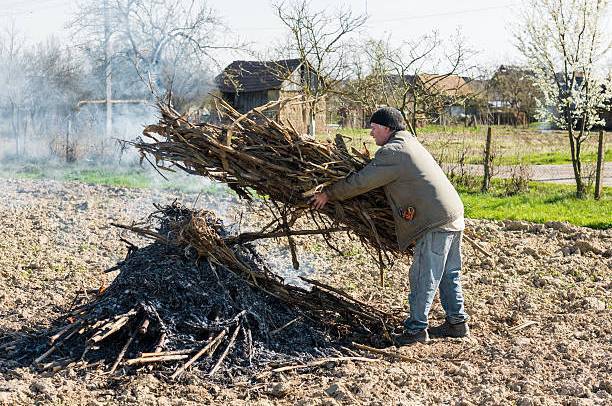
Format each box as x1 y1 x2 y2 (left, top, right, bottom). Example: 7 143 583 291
515 0 612 197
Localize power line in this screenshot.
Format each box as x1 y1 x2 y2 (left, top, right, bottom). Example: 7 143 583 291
221 3 520 33
231 3 520 32
0 0 64 6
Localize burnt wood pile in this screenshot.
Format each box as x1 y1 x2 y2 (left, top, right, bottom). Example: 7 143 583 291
0 204 401 380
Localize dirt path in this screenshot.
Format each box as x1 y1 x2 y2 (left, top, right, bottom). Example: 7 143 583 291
443 163 612 186
0 177 610 405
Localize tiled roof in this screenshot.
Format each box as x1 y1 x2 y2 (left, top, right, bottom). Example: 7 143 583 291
418 73 473 96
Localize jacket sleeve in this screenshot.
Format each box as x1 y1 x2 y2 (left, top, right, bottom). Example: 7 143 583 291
325 147 401 201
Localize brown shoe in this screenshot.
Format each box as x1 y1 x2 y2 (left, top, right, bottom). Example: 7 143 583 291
393 329 429 346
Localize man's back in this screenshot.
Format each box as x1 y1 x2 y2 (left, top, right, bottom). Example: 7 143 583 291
326 131 464 249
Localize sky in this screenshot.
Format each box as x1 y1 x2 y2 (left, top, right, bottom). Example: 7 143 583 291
0 0 546 71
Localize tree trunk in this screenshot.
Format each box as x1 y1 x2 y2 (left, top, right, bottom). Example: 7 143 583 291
568 128 585 198
302 99 316 137
594 130 604 200
11 105 20 157
23 110 28 156
481 127 493 193
412 97 417 136
308 108 316 137
104 0 113 139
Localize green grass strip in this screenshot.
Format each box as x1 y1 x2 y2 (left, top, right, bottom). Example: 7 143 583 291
458 182 611 229
62 169 151 188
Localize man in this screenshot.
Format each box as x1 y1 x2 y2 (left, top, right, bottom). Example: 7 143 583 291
311 107 469 345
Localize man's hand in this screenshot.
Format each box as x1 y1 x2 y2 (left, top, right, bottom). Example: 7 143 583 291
310 191 329 210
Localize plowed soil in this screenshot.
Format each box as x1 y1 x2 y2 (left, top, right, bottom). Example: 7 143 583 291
0 177 610 405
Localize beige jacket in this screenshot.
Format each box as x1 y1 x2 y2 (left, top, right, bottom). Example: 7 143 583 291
325 131 464 250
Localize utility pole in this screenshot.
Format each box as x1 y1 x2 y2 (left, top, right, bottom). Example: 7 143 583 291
104 0 112 139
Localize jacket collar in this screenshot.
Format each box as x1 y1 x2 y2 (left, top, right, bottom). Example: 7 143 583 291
385 130 410 144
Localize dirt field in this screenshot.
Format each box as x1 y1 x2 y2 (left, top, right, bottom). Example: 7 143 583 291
0 177 610 405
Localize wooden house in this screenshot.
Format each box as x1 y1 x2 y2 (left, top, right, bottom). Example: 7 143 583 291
215 59 326 134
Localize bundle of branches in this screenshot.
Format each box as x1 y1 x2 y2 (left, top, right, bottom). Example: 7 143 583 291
2 204 401 380
133 98 404 271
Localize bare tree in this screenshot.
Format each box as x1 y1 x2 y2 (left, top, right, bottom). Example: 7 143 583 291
115 0 230 91
0 23 28 156
515 0 612 197
70 0 234 116
26 38 90 140
488 65 540 126
342 32 477 135
0 27 89 158
273 0 367 136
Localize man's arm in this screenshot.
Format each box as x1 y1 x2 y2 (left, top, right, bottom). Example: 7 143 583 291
325 147 400 201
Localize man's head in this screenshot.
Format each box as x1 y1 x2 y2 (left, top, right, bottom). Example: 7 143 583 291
369 107 406 146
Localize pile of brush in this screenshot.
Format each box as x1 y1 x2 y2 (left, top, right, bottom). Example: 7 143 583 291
133 98 404 270
1 204 401 380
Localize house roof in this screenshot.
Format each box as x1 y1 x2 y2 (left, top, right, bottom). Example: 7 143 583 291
216 59 303 93
383 73 476 97
417 73 473 97
462 78 489 96
493 65 536 82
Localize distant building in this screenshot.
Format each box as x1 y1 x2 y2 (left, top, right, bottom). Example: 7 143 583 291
215 59 326 134
487 65 539 126
416 73 478 125
356 73 479 128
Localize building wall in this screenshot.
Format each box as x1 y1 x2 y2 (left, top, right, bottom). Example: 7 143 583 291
220 88 327 134
224 90 269 113
278 91 326 134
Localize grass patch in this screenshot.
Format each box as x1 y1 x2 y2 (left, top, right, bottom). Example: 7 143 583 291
334 128 369 138
466 149 612 165
60 167 234 196
458 181 612 229
13 165 47 180
0 162 234 196
327 126 610 166
418 124 484 134
62 168 151 188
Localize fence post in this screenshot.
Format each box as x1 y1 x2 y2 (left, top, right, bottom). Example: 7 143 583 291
481 126 493 192
594 130 605 200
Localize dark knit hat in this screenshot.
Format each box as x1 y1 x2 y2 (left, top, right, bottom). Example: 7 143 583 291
369 107 406 131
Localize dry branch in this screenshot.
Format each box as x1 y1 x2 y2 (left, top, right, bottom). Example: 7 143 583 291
171 329 227 380
125 354 190 365
141 349 195 358
133 98 408 269
209 324 241 377
257 356 380 378
508 320 538 333
463 233 492 257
